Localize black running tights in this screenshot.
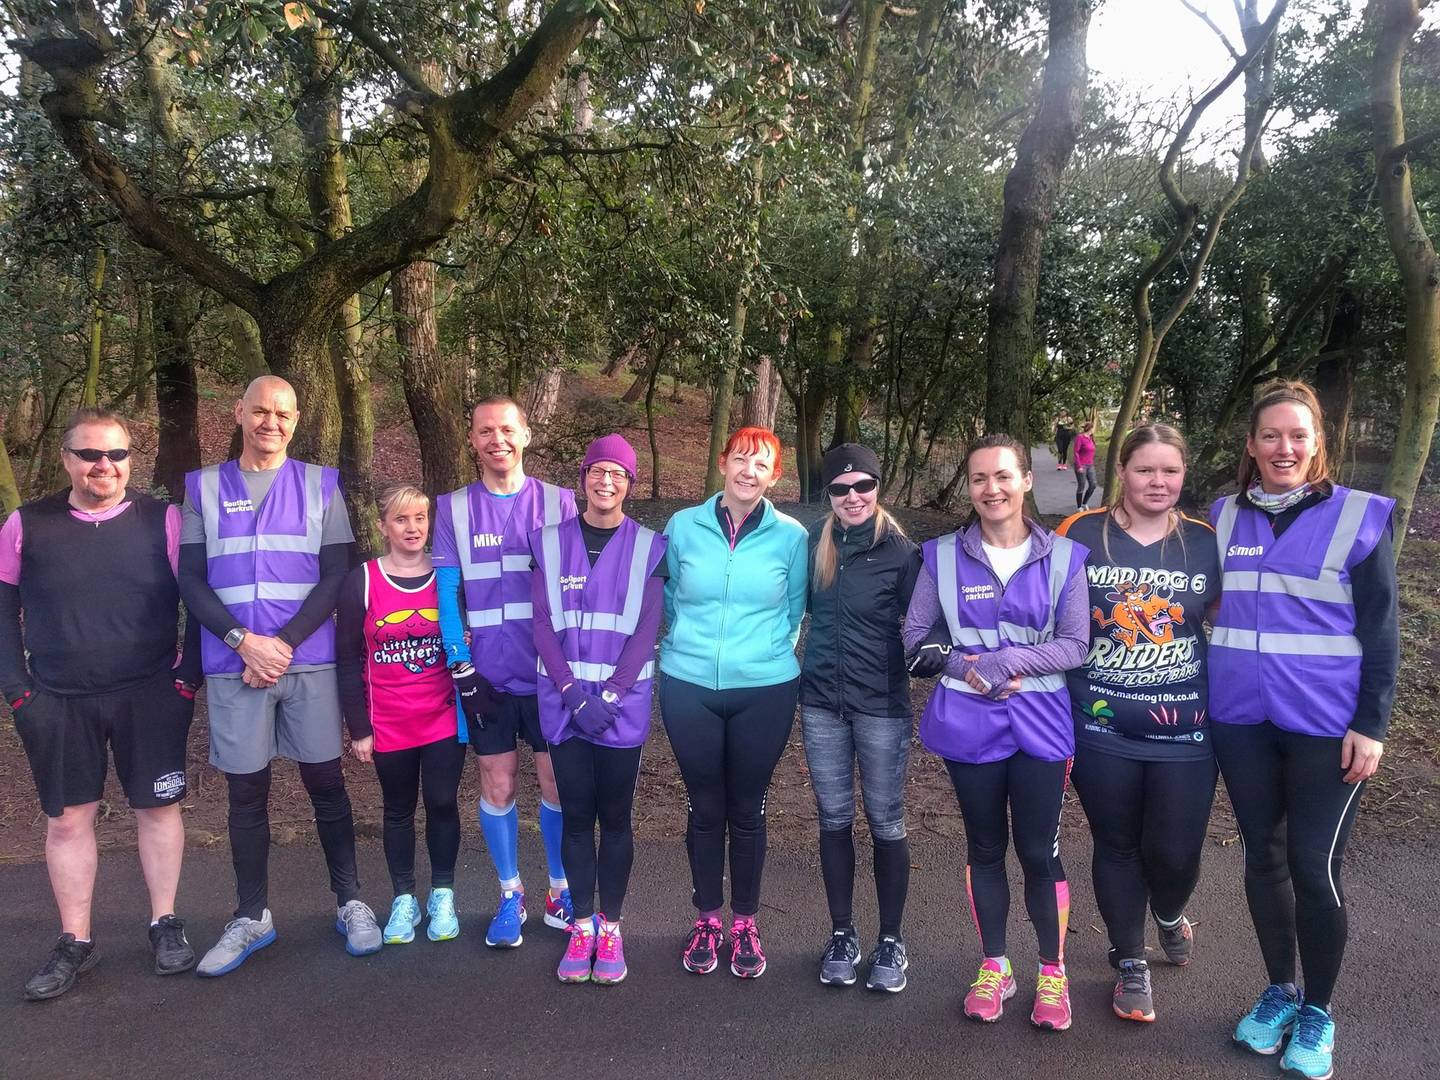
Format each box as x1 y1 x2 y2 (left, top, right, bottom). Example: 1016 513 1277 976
372 737 467 896
547 737 644 920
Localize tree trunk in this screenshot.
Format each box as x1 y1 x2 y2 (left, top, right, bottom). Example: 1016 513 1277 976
228 306 268 381
741 353 781 430
393 257 469 496
525 366 564 425
1371 0 1440 559
82 246 106 407
645 339 664 500
152 274 201 501
1313 286 1362 479
984 0 1092 450
800 379 828 502
131 280 153 414
0 424 20 512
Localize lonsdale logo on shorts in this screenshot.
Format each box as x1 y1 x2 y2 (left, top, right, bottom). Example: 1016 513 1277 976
153 771 185 799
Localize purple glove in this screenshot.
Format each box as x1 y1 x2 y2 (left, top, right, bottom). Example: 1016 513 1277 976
962 654 1012 700
562 683 620 738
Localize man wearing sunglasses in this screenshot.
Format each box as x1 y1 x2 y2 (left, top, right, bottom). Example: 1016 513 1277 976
1 408 201 1000
178 375 379 975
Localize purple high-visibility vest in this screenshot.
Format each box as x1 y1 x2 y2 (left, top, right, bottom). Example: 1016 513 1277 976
531 516 667 747
185 458 340 676
437 477 576 694
1209 486 1394 737
919 525 1088 764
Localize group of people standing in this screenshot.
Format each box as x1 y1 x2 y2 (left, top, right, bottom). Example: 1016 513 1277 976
3 374 1395 1080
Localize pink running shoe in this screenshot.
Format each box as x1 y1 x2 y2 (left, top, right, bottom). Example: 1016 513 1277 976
682 916 724 975
1031 964 1072 1030
556 917 596 983
963 959 1017 1022
592 917 627 985
730 917 766 978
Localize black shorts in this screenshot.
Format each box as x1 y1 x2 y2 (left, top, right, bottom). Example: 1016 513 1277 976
13 672 195 818
466 693 547 757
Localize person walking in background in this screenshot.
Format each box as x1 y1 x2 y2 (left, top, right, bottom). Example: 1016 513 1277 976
1055 416 1073 470
532 435 667 986
336 485 466 947
903 434 1089 1030
659 427 808 979
432 396 578 948
801 443 921 993
1057 424 1221 1024
1209 380 1397 1080
1073 421 1098 508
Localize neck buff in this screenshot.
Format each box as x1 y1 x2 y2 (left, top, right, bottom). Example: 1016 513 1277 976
1248 477 1313 514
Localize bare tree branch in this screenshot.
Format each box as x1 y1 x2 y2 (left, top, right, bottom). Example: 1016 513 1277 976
1180 0 1242 60
309 1 441 104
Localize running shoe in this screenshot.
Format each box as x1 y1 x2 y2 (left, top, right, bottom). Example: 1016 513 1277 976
681 916 724 975
865 934 908 993
336 899 382 956
730 917 766 978
557 917 596 983
149 915 195 975
1032 964 1072 1031
544 888 574 930
426 888 459 942
24 934 99 1001
592 918 627 985
384 895 422 945
197 911 276 977
485 889 527 948
819 927 861 986
1234 983 1302 1055
1155 913 1194 966
1112 958 1155 1022
1281 1005 1336 1079
963 958 1016 1022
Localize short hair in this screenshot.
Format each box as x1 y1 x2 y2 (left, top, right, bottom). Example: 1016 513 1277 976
469 395 528 429
377 483 429 523
63 407 132 446
719 427 784 480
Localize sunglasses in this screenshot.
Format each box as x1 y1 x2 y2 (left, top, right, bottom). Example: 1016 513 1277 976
64 447 131 463
827 477 879 498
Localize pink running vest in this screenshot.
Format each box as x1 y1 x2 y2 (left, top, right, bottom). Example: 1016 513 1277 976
361 560 458 752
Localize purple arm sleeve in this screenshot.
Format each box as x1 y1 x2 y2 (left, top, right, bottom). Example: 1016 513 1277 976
968 567 1090 685
604 576 664 695
531 565 578 691
901 566 942 652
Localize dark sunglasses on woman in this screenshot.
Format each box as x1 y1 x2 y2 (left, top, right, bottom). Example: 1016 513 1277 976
827 477 879 498
64 447 131 463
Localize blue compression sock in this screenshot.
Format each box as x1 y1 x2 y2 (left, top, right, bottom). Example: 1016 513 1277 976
539 799 568 889
479 799 520 890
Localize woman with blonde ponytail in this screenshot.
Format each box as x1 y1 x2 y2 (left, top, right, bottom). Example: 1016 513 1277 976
800 443 921 993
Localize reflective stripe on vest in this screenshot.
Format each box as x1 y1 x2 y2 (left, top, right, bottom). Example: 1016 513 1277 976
1215 488 1367 605
451 480 566 625
199 460 325 556
542 525 655 636
538 658 657 683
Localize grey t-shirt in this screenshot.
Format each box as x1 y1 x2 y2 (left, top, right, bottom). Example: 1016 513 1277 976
181 462 354 676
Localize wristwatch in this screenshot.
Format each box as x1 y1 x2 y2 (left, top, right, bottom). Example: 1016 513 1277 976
601 690 620 707
224 627 249 650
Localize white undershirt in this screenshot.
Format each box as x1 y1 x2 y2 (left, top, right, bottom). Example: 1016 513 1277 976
982 537 1032 586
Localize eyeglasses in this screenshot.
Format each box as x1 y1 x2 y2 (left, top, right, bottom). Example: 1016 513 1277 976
63 447 130 463
826 477 878 498
586 466 630 483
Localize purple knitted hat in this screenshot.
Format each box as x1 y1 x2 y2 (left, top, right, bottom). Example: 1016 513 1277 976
580 433 638 483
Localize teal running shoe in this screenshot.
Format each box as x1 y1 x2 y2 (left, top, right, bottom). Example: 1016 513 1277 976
1281 1005 1335 1079
427 888 459 942
1235 983 1301 1055
384 895 422 945
485 889 527 948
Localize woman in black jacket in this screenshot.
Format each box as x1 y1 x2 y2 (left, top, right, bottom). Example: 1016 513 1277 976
801 443 921 994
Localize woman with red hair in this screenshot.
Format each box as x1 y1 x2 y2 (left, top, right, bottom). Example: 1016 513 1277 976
659 427 809 979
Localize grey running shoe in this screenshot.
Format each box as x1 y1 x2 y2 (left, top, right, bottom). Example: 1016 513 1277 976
336 899 382 956
819 927 861 986
865 934 909 993
197 911 276 977
1113 958 1155 1022
149 914 196 975
1155 914 1194 966
25 934 99 1001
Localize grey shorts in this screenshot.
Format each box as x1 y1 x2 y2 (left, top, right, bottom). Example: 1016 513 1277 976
205 668 344 774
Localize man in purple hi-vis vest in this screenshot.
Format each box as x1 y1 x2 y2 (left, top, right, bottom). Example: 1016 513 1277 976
178 375 381 974
432 396 577 947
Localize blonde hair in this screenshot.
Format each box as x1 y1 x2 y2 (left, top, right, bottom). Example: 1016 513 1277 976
1103 423 1189 563
376 484 430 551
1238 379 1332 493
812 506 907 591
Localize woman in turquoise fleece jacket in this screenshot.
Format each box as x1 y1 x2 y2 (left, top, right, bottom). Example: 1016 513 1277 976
660 427 808 981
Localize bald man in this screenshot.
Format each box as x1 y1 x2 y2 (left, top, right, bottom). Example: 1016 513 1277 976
178 376 380 974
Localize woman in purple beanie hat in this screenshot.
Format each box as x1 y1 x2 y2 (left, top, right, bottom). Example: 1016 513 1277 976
529 433 667 985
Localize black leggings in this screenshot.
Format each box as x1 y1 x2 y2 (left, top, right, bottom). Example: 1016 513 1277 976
1211 720 1365 1009
945 752 1069 963
548 737 644 920
660 675 799 917
226 758 359 920
371 737 467 896
1070 748 1217 959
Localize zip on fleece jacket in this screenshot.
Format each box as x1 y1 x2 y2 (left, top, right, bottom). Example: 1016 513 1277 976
660 495 809 691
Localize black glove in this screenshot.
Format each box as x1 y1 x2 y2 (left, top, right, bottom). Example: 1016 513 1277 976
451 662 500 730
906 620 953 679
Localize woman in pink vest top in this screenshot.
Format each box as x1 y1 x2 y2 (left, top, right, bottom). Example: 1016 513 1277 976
337 485 466 947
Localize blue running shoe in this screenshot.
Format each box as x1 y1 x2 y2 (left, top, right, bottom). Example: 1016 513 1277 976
485 889 527 948
544 888 574 930
427 888 459 942
384 895 422 945
1235 984 1301 1055
1281 1005 1335 1079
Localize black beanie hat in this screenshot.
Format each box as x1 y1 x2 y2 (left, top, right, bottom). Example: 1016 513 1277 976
821 443 882 488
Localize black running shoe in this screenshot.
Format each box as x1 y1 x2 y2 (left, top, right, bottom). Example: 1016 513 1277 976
149 914 196 975
865 934 909 993
819 927 861 986
25 934 99 1001
1155 914 1193 966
